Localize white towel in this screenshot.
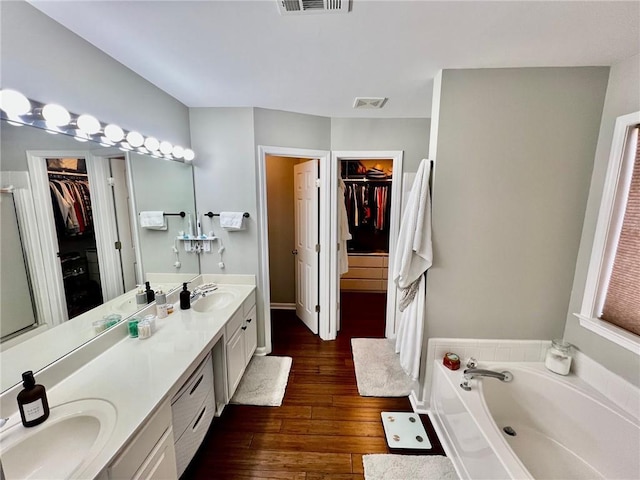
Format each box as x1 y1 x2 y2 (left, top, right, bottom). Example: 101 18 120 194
393 158 433 380
219 211 245 230
139 211 167 230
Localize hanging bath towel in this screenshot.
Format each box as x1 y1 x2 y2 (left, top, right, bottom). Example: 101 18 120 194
393 158 433 380
139 211 167 230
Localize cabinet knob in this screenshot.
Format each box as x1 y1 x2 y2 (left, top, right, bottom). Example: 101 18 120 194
292 249 298 255
242 326 247 331
246 318 252 323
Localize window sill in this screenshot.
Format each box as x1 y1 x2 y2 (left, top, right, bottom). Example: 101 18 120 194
575 313 640 355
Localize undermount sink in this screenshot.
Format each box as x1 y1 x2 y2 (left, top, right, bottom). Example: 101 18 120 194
0 398 117 479
192 290 237 312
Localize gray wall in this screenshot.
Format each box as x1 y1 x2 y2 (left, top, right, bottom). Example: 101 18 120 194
564 54 640 386
1 1 190 146
424 68 609 354
331 118 431 172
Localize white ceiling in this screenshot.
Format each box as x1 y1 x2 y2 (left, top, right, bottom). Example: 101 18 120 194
30 1 640 118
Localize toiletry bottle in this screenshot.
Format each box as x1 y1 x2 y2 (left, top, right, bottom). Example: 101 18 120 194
180 282 191 310
156 290 169 319
17 371 50 427
145 281 155 303
135 286 147 307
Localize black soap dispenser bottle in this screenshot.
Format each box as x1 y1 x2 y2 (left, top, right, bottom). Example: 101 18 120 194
17 371 50 427
145 281 155 303
180 282 191 310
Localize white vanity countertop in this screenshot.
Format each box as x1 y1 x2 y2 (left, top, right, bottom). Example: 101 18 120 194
1 280 255 480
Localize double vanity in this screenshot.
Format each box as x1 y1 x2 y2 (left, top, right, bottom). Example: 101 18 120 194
0 274 257 479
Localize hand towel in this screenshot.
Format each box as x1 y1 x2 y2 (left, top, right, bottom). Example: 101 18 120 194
220 211 245 230
139 211 167 230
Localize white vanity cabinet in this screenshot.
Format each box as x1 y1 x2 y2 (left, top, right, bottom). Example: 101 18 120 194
108 400 178 480
225 292 257 399
171 353 216 478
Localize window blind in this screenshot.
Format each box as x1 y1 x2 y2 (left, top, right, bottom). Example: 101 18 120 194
602 126 640 335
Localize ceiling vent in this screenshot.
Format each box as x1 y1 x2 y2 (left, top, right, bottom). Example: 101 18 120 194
277 0 349 15
353 97 388 109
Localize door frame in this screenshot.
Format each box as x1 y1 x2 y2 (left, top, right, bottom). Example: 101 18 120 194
257 146 331 354
26 149 125 325
330 151 404 340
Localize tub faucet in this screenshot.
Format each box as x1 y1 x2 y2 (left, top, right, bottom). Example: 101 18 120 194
460 368 513 391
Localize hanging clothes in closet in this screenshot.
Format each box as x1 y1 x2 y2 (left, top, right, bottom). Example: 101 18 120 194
343 181 391 252
48 174 93 237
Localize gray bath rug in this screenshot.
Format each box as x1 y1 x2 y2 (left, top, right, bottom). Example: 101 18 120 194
230 355 292 406
363 454 458 480
351 338 417 397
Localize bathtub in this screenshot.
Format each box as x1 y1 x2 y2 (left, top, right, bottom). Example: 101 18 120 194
430 362 640 479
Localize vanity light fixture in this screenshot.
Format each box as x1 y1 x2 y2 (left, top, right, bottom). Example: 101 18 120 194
104 124 125 142
126 131 144 148
42 103 71 127
77 114 101 135
0 89 31 116
159 141 173 155
0 89 196 162
144 137 160 151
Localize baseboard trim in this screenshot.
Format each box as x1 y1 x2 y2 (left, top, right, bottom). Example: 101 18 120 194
409 390 429 414
255 346 270 356
271 303 296 310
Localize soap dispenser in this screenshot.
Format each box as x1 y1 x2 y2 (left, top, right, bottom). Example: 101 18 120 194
17 371 50 427
135 286 147 307
180 282 191 310
145 281 155 303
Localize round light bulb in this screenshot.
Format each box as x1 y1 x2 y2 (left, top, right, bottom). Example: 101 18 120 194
126 131 144 147
144 137 159 151
183 149 195 161
172 145 184 159
104 124 124 142
0 89 31 116
159 141 173 155
77 114 101 134
42 104 71 126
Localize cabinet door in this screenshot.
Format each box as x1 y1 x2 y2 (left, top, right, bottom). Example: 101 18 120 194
243 306 257 364
226 327 246 398
132 427 178 480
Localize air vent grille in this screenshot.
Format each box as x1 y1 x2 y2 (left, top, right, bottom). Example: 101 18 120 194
353 97 388 109
278 0 349 15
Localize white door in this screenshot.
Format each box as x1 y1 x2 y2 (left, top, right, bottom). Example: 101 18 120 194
109 157 137 292
294 160 319 334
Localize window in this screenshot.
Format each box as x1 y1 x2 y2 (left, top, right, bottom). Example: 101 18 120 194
577 111 640 355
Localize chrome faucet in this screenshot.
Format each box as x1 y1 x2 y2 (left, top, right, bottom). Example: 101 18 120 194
460 368 513 391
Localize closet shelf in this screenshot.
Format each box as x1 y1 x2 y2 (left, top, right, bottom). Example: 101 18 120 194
342 178 392 183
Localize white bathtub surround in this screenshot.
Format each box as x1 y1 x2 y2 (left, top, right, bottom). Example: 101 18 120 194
571 349 640 420
230 355 292 406
430 362 640 480
362 453 457 480
419 338 551 411
393 158 433 380
352 338 417 397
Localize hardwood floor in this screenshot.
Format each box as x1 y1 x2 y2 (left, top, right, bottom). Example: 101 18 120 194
183 292 445 479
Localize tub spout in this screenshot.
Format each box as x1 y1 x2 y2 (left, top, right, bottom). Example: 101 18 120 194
460 368 513 391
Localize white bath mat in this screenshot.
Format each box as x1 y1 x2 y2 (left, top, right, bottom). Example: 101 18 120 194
363 454 458 480
381 411 432 450
230 355 292 406
351 338 417 397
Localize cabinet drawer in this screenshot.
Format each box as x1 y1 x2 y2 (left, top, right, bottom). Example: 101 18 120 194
175 388 215 478
171 353 214 443
348 255 385 268
340 279 386 291
225 309 244 338
342 267 383 279
382 267 388 280
132 426 177 480
109 400 172 480
242 290 256 316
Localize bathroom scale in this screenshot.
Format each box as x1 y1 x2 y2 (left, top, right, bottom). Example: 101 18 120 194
381 411 433 450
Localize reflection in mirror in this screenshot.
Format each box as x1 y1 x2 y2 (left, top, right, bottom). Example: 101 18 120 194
0 119 199 392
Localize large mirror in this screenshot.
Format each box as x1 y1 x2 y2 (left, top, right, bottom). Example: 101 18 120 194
0 118 199 392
